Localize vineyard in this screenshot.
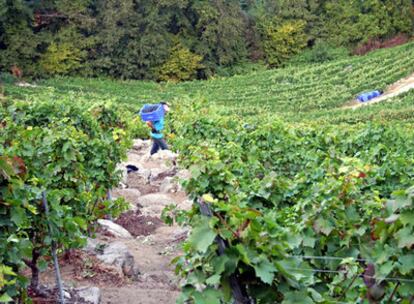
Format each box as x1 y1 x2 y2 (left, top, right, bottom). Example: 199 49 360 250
0 98 140 301
5 41 414 123
167 100 414 303
1 41 414 303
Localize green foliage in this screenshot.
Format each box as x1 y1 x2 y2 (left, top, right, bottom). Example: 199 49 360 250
260 20 307 67
322 0 414 46
0 73 17 85
168 99 414 303
2 41 414 302
90 0 245 79
1 0 413 79
0 1 41 76
0 97 133 300
190 0 248 77
215 61 266 78
91 0 172 80
40 42 85 75
157 43 203 82
287 42 350 65
4 41 414 125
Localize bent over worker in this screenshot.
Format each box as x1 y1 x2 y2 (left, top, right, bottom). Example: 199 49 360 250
147 102 170 155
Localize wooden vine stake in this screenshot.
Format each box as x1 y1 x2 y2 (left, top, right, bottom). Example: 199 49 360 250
42 191 65 304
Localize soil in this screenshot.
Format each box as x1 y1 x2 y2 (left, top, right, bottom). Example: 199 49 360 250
61 250 125 286
115 211 163 236
133 183 160 196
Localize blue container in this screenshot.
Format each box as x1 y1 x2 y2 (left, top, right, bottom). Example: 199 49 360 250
357 90 381 102
139 104 165 121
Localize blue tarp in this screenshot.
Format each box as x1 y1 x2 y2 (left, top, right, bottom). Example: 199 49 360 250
357 90 382 102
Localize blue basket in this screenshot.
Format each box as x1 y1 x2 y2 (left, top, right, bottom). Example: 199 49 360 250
357 90 381 102
139 104 165 122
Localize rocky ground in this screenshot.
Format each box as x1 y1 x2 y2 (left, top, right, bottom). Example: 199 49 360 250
40 139 191 304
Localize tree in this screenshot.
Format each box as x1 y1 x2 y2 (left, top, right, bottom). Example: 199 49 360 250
30 1 94 75
0 0 95 77
321 0 413 46
91 0 174 79
157 41 203 82
189 0 247 77
259 19 307 67
0 0 41 76
383 0 413 36
0 0 413 79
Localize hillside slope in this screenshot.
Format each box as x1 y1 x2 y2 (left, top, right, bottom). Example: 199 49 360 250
4 42 414 124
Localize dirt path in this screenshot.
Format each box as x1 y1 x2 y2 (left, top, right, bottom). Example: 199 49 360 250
41 140 190 303
101 141 191 304
346 72 414 109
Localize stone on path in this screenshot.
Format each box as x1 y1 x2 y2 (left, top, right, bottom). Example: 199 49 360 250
112 188 142 211
149 167 177 183
97 219 132 239
159 177 176 193
155 169 190 193
139 193 174 207
150 150 178 162
126 152 144 167
176 169 191 180
139 168 152 180
174 169 191 192
75 287 101 304
172 228 189 241
138 193 175 217
127 168 152 188
84 238 100 254
178 199 193 211
96 241 138 278
132 139 151 151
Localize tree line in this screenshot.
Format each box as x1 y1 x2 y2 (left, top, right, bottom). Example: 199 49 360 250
0 0 413 81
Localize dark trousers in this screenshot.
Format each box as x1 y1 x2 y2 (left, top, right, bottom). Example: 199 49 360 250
150 138 169 155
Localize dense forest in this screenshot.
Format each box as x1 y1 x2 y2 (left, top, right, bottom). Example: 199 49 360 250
1 0 413 81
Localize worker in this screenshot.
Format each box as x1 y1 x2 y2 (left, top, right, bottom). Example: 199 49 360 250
147 102 170 155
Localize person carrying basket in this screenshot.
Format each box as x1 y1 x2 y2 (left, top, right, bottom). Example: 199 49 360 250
140 101 171 155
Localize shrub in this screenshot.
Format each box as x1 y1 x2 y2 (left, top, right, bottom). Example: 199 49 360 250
157 44 203 83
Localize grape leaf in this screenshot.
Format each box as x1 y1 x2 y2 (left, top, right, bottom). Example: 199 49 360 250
282 291 313 304
0 293 13 303
188 217 216 253
395 227 414 248
254 256 277 284
398 254 414 275
313 217 334 236
206 274 221 285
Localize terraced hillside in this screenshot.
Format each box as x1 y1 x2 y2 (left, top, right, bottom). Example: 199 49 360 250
4 42 414 124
